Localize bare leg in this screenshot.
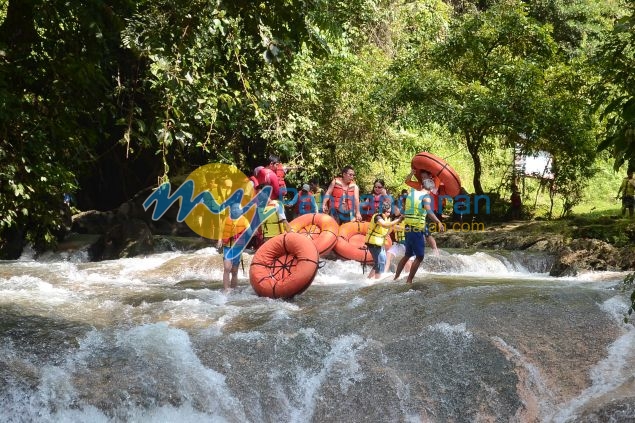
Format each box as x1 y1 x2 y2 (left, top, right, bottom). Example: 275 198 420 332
222 260 233 291
404 258 413 273
394 255 411 280
426 235 439 256
405 257 423 284
230 265 239 288
385 252 394 273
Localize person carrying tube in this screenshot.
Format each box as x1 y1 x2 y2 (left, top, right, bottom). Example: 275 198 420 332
394 172 445 284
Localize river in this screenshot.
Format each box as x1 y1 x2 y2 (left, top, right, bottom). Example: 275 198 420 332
1 247 634 422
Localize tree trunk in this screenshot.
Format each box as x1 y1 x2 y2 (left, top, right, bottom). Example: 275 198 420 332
0 0 39 60
466 132 484 194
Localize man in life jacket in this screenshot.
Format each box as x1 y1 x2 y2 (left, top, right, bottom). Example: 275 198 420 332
216 204 250 292
255 183 292 242
365 202 404 279
321 166 362 224
394 172 445 284
405 168 443 216
296 183 317 216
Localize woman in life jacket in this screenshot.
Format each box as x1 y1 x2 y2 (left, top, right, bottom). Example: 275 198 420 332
364 202 404 279
322 166 361 224
361 179 388 222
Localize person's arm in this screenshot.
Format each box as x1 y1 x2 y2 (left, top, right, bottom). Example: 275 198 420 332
423 197 445 231
405 168 421 190
277 204 293 232
354 185 362 221
322 180 336 213
376 214 404 228
617 180 625 198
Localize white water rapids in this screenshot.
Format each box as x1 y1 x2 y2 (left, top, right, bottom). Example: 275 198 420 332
0 247 634 422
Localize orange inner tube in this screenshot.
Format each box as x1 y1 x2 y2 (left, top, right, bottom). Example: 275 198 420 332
411 151 462 197
289 213 339 256
249 232 319 299
333 221 392 264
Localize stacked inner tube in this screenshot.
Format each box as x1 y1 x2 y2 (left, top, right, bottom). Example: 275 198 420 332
333 221 392 264
411 151 462 197
289 213 339 256
249 232 319 299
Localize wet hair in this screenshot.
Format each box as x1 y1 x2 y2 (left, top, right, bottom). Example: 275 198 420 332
269 154 280 164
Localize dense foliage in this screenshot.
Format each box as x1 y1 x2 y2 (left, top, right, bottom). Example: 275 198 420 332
0 0 631 256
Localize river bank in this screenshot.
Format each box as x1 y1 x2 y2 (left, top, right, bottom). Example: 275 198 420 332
434 217 635 276
58 205 635 278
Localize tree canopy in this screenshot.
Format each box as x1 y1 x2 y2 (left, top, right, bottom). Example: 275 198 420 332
0 0 631 255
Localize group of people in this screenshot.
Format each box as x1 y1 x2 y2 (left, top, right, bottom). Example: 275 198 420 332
219 156 448 290
616 170 635 218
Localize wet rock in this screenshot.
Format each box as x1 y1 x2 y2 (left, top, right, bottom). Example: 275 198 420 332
89 218 154 260
549 239 620 277
72 210 116 234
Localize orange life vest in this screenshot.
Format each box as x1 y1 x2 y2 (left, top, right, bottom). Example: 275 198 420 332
221 216 249 246
330 177 356 213
274 163 287 187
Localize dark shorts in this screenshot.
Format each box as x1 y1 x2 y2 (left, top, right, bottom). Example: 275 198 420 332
623 196 634 208
404 226 425 259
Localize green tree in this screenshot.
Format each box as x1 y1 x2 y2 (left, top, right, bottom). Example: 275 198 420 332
594 3 635 171
390 1 597 203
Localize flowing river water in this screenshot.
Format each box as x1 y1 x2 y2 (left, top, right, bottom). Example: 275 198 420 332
1 246 634 422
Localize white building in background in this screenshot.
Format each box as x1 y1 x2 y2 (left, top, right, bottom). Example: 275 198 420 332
514 146 554 181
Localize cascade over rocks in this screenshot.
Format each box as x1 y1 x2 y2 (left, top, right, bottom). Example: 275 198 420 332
435 223 635 277
64 188 635 271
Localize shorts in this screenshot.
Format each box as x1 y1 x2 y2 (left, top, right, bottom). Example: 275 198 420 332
404 227 425 259
223 246 242 267
622 196 634 208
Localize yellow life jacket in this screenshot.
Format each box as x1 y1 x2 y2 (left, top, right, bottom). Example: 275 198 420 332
365 213 391 246
261 200 285 238
222 216 249 246
402 190 428 229
393 223 405 243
